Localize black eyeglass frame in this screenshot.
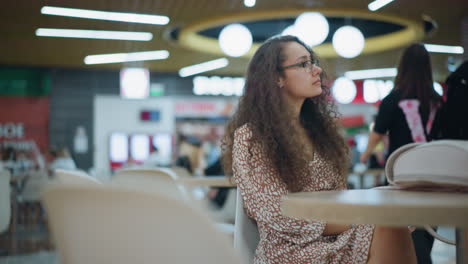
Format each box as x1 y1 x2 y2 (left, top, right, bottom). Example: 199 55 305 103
280 58 319 71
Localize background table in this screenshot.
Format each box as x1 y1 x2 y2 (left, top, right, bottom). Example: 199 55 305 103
176 176 236 187
282 189 468 264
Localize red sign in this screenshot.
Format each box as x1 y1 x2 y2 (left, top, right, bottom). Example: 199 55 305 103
0 97 49 152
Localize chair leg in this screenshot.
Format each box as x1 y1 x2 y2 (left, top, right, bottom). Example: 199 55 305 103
455 228 467 264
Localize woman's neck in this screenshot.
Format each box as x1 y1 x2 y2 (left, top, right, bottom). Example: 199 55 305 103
288 97 304 121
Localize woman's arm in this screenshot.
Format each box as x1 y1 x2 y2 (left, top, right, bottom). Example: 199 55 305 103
360 131 385 164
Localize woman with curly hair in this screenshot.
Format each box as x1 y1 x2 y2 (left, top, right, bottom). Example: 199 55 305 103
222 35 416 264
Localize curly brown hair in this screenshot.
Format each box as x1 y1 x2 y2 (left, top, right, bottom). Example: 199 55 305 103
222 35 349 192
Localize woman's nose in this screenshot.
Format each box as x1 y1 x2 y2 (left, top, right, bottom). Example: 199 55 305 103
311 65 322 76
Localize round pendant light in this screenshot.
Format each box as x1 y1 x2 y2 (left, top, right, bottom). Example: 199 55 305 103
332 25 365 58
218 23 253 57
294 12 329 47
332 77 357 104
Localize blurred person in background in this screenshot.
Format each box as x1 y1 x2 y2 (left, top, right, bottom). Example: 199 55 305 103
48 147 77 174
360 43 443 264
175 134 204 175
2 146 18 176
222 35 416 264
142 145 164 168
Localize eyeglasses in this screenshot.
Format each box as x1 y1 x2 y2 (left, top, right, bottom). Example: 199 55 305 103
281 58 319 72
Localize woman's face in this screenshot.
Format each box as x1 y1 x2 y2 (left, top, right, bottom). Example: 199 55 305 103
278 41 323 101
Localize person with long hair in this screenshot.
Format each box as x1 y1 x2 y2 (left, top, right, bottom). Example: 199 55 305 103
360 43 443 264
223 35 416 264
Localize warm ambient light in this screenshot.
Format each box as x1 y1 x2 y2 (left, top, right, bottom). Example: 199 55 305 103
332 26 365 58
218 24 253 57
179 58 229 77
345 68 397 80
368 0 395 11
41 6 170 25
332 77 357 104
36 28 153 41
244 0 256 7
424 44 464 54
84 50 169 65
294 12 329 47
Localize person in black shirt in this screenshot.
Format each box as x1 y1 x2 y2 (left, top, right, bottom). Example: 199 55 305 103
360 43 443 264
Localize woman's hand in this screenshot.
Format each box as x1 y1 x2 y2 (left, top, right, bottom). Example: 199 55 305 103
360 151 371 164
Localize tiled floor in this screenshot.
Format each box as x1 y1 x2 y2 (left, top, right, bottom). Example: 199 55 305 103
0 227 457 264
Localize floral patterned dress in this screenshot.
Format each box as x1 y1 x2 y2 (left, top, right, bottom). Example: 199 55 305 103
233 125 374 264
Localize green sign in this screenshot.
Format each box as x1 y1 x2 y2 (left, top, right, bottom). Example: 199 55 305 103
0 68 51 96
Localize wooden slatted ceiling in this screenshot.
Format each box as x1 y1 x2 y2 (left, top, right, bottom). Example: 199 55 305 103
0 0 466 81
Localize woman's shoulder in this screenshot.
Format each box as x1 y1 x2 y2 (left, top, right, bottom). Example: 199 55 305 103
234 123 253 140
383 89 401 101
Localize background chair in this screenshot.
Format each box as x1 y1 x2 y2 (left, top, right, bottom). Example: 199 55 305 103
233 188 259 264
14 170 51 254
41 184 243 264
0 170 11 255
54 169 100 185
0 170 11 234
111 168 189 200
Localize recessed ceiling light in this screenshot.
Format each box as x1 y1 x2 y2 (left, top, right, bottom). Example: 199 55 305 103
36 28 153 41
243 0 256 7
424 44 464 54
41 6 169 25
179 58 229 77
368 0 395 11
345 68 397 80
84 50 169 65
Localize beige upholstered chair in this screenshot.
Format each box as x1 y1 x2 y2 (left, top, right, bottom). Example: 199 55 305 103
170 166 192 178
41 184 243 264
114 167 178 180
0 170 11 233
234 188 260 264
111 167 189 200
54 169 100 185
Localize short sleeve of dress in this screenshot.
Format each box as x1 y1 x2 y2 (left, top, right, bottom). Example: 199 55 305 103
374 92 396 135
232 125 326 245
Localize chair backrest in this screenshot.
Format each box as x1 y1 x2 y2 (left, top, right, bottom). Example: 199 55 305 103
41 185 243 264
212 188 237 224
112 168 188 200
54 169 100 185
171 166 192 178
0 170 11 233
234 188 260 264
114 167 179 181
20 170 50 201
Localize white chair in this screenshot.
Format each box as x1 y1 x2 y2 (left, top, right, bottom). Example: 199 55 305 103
171 166 192 178
210 188 237 224
41 184 244 264
20 170 49 202
234 188 260 264
0 170 11 233
115 167 178 179
54 169 100 185
111 168 189 200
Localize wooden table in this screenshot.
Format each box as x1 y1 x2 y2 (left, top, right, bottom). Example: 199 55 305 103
176 176 236 187
282 189 468 264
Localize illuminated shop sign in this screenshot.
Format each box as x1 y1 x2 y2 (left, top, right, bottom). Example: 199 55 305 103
192 76 244 96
